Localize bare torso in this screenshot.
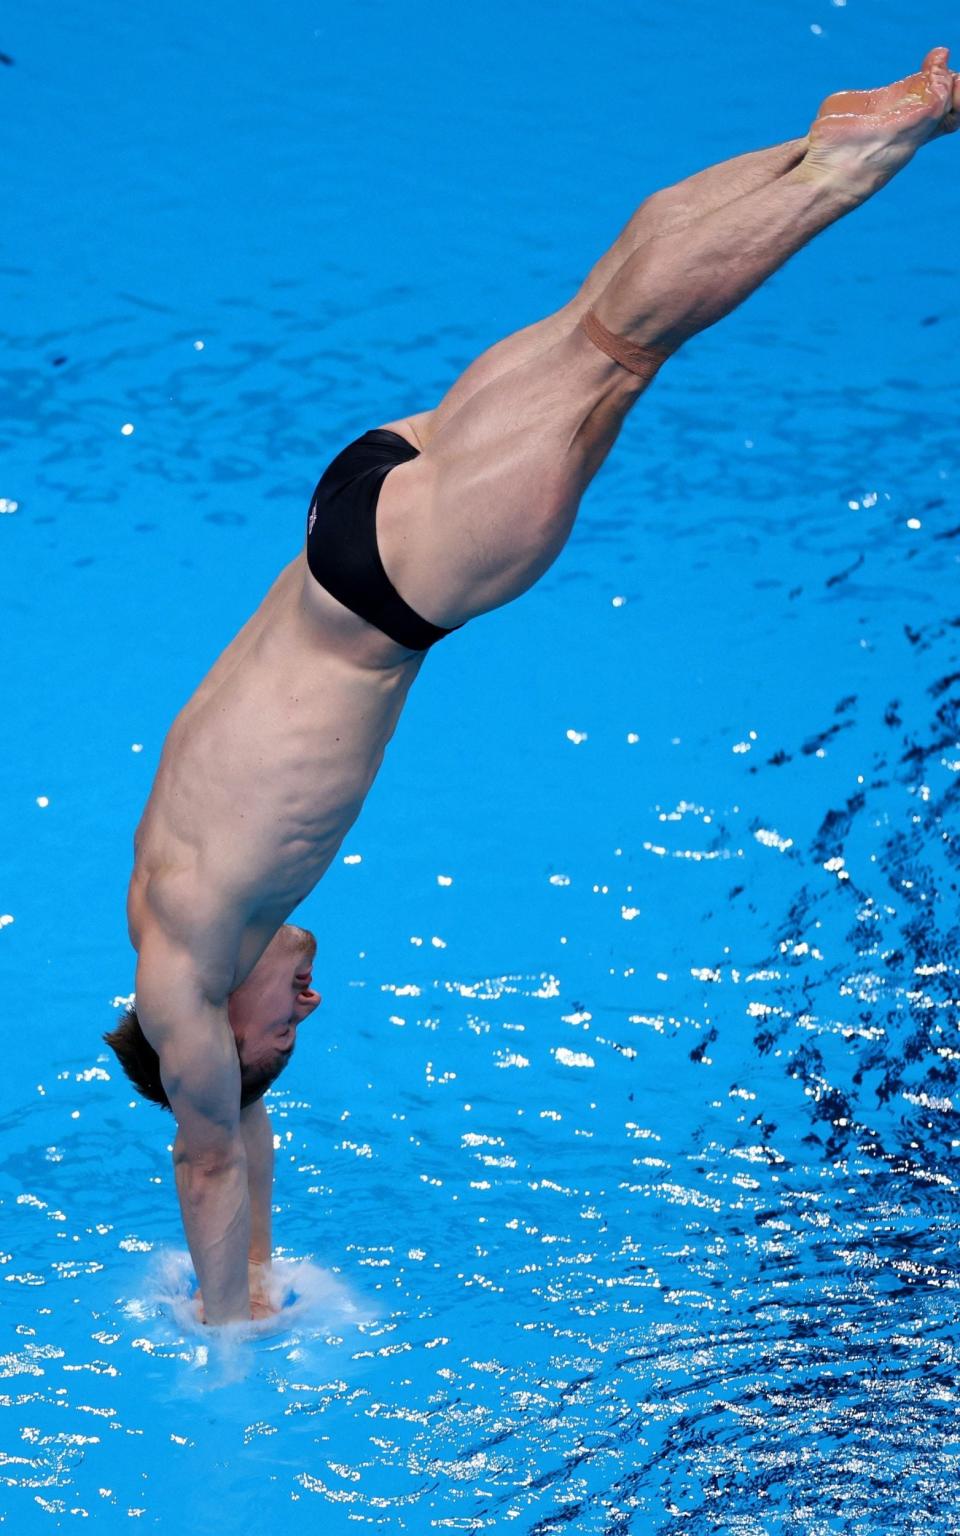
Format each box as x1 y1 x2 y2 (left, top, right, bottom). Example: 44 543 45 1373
127 427 429 994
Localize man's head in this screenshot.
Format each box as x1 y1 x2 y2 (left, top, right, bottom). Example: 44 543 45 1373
227 924 320 1079
104 924 321 1111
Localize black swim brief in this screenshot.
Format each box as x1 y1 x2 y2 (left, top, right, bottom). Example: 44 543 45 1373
306 428 461 652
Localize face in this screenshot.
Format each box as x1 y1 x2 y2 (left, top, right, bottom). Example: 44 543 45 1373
227 924 321 1075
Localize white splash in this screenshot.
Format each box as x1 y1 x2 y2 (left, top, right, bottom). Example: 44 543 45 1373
132 1249 373 1361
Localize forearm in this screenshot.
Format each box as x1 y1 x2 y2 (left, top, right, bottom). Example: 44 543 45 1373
133 938 252 1323
594 165 858 353
173 1134 251 1323
239 1099 274 1265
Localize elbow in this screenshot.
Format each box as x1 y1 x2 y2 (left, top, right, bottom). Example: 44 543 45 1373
172 1130 243 1180
173 1144 246 1218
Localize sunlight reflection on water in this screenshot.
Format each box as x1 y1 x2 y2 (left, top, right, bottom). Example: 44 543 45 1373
4 0 960 1529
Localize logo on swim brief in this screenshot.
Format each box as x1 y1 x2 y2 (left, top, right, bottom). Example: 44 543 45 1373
308 505 317 536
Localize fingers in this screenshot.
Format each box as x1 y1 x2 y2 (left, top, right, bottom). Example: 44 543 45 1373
248 1257 277 1319
194 1282 279 1325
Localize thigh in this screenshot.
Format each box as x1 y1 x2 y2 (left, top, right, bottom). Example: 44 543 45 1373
379 305 579 456
375 321 644 630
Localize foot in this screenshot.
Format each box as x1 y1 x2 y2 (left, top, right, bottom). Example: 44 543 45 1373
800 47 958 201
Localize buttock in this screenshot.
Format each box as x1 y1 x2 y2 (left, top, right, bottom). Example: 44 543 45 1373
306 429 463 652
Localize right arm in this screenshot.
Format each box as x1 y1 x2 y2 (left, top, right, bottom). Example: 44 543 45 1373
135 932 251 1324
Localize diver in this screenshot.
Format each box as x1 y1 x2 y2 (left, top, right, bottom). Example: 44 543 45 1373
107 50 959 1321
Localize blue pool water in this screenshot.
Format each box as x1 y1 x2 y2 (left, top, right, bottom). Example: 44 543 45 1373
3 0 960 1529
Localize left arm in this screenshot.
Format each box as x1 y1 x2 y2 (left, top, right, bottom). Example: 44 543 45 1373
239 1097 276 1315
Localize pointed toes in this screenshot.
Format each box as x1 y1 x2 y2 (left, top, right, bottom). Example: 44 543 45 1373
923 46 951 73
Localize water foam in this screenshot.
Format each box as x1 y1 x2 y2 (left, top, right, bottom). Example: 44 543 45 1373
126 1249 374 1357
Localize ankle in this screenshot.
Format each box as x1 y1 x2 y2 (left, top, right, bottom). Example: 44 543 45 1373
788 155 870 211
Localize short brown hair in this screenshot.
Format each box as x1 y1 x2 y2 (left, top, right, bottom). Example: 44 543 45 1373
103 1005 288 1111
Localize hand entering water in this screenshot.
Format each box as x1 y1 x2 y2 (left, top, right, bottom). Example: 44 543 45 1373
194 1260 280 1324
248 1260 279 1320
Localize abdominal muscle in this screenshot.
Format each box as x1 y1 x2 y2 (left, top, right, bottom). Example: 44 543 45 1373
128 553 425 992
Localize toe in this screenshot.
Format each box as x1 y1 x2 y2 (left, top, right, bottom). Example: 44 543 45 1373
920 47 955 119
923 46 951 73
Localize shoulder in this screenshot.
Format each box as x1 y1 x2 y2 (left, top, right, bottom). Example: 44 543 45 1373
134 897 241 1013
